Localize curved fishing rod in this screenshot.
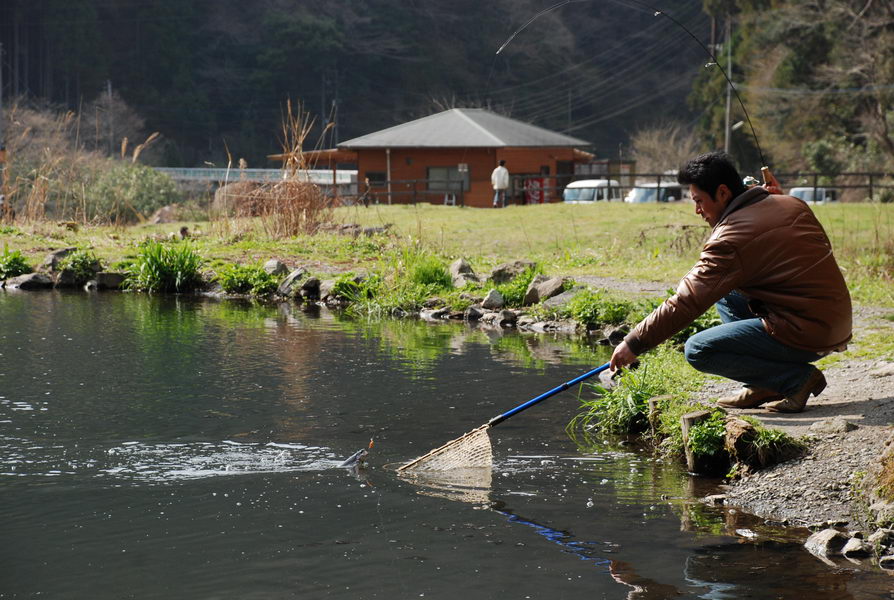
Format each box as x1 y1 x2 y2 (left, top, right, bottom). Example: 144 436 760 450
495 0 768 170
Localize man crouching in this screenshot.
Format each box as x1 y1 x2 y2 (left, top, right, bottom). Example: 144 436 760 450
610 152 852 413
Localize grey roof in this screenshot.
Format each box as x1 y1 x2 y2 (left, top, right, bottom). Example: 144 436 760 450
339 108 590 149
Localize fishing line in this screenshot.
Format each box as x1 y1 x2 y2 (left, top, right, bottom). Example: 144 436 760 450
495 0 767 167
495 2 703 117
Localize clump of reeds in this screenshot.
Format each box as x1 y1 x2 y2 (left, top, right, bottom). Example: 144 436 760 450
245 178 332 237
213 99 334 238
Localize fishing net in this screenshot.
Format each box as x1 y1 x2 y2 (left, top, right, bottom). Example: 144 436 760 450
397 424 493 472
404 467 493 505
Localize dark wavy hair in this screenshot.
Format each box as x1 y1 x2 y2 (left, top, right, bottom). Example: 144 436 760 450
677 152 746 199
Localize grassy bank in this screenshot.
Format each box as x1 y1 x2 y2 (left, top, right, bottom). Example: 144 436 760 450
4 201 891 369
4 201 892 305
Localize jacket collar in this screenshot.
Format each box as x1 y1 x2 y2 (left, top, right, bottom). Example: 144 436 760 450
716 186 769 227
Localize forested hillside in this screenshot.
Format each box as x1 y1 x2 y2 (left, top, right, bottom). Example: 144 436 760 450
694 0 894 173
1 0 891 174
0 0 710 166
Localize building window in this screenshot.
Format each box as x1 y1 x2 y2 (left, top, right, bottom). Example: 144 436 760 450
366 171 387 188
427 166 469 192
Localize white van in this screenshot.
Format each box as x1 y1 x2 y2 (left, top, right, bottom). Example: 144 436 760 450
624 182 686 203
562 179 623 203
788 187 837 204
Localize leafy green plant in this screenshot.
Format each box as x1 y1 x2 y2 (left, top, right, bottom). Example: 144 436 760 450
126 240 203 292
59 249 101 285
0 244 32 279
216 263 279 296
563 288 635 326
686 410 727 458
495 265 541 306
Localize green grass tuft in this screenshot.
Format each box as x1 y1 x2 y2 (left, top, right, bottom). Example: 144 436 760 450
568 344 704 437
408 253 452 288
126 240 203 293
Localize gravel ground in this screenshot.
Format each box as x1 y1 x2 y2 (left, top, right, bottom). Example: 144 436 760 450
694 306 894 529
701 359 894 528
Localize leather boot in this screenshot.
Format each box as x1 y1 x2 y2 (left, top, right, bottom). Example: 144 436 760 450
716 387 783 409
765 368 827 413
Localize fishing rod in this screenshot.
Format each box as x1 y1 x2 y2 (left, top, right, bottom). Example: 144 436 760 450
496 0 781 191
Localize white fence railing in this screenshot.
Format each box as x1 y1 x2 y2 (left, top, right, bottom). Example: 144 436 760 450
155 167 357 185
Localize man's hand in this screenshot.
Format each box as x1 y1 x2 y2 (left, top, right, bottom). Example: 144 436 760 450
610 340 638 373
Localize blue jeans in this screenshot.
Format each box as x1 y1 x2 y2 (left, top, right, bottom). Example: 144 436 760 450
684 291 822 395
493 189 506 207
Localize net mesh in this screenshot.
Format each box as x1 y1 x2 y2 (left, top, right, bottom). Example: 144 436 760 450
397 424 493 472
401 467 493 505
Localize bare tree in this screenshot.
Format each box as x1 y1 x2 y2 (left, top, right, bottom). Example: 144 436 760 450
629 121 705 174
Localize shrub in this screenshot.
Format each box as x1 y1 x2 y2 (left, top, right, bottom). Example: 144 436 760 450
0 245 32 279
216 264 279 296
59 249 102 285
87 161 181 223
126 240 202 292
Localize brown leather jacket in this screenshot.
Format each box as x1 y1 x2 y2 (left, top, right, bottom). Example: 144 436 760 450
624 187 852 356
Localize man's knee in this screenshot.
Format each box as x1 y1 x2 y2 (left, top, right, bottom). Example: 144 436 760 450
684 334 709 370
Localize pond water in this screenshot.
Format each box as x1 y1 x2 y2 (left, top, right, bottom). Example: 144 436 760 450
2 292 892 599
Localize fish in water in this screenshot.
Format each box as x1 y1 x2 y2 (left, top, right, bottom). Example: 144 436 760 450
339 439 374 468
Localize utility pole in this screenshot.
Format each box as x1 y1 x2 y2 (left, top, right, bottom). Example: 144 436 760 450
0 42 5 149
331 98 338 146
0 41 9 221
723 16 732 154
107 79 114 156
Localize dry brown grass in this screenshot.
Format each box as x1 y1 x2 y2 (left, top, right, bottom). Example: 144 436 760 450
3 98 163 225
5 103 101 223
210 99 334 238
246 179 333 237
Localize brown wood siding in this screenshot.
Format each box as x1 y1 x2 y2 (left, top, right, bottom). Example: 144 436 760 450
356 146 578 208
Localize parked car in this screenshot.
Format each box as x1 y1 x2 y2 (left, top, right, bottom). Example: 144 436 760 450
624 182 686 203
562 179 623 203
788 187 837 204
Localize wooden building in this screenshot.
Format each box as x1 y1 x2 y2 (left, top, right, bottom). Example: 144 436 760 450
336 108 592 208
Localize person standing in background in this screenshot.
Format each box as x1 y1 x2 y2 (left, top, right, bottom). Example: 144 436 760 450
491 160 509 208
